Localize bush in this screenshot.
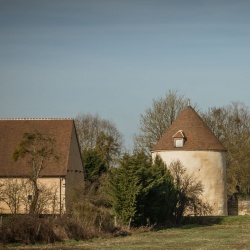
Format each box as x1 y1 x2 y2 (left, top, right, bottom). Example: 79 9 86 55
238 194 250 201
0 214 116 245
66 202 115 239
0 215 59 244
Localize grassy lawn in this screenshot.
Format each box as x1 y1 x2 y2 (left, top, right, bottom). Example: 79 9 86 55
6 216 250 250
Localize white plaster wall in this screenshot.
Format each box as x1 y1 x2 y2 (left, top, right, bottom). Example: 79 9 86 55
152 150 227 216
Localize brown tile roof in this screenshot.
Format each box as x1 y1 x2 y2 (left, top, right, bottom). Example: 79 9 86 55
0 119 76 177
151 106 226 152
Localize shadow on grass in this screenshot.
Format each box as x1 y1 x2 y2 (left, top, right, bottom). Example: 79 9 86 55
180 215 250 229
151 216 226 231
181 216 227 229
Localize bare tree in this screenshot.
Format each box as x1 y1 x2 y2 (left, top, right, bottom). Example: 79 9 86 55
75 113 123 168
13 131 58 214
134 90 189 154
0 178 59 214
168 160 212 223
35 183 59 214
0 179 24 214
202 102 250 194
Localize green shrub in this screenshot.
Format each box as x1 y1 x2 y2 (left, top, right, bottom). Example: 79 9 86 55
238 194 250 200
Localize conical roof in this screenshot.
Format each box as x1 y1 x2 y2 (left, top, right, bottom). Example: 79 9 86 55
151 105 226 152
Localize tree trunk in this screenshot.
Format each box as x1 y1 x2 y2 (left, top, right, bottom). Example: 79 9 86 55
29 179 39 215
127 217 132 230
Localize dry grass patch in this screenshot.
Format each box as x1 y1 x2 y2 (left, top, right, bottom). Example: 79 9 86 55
5 216 250 250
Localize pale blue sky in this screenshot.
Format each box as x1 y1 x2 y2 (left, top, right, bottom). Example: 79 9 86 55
1 0 250 148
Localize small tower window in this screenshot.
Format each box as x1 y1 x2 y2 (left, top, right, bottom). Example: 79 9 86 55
174 138 184 148
172 130 186 148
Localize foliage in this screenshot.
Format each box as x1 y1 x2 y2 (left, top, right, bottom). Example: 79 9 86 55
13 131 58 214
82 149 107 183
109 152 209 228
237 194 250 201
95 131 120 168
109 154 143 228
75 113 123 168
109 152 177 228
133 90 189 154
67 174 114 234
202 102 250 194
0 215 60 244
1 215 250 247
0 214 110 244
136 155 178 226
61 216 250 250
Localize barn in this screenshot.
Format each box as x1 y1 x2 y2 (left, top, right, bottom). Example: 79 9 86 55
0 118 84 215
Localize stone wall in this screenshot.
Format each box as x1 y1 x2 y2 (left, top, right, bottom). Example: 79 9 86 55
238 201 250 215
228 200 250 215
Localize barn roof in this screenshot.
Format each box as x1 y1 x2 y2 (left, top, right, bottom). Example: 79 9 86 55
0 118 78 177
151 104 226 152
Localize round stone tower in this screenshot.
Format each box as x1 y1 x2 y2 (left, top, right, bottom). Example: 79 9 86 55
151 101 227 216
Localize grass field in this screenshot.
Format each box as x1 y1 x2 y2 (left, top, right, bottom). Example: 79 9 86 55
6 216 250 250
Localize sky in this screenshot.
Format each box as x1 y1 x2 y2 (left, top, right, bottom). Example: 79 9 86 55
1 0 250 148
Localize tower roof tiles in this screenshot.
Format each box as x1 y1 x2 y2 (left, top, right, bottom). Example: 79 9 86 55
151 105 226 152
